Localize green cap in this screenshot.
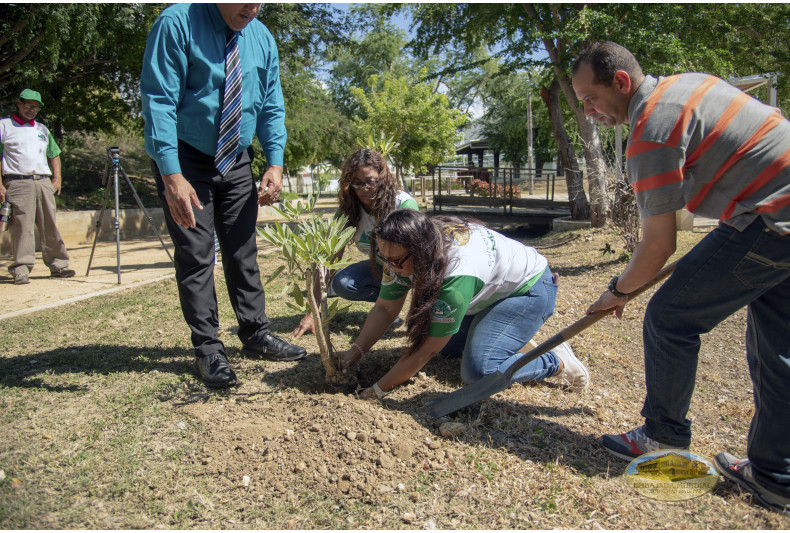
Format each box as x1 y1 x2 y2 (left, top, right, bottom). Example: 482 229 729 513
18 89 43 106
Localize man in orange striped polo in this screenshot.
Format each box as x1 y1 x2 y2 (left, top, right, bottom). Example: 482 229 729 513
573 41 790 515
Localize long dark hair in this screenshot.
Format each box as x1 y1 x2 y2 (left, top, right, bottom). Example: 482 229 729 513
373 210 474 355
337 148 400 227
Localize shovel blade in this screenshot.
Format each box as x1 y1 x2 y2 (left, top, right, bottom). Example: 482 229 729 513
425 370 509 418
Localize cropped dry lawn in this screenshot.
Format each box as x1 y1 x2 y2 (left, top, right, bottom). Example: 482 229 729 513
0 222 786 529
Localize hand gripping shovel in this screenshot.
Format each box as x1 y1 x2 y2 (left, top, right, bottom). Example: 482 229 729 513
425 261 678 418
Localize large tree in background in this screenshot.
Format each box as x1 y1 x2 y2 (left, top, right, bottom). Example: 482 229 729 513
522 4 611 225
407 3 790 225
0 4 160 138
328 5 471 180
328 13 410 119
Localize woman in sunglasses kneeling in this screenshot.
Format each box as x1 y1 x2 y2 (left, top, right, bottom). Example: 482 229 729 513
292 148 419 338
339 209 590 400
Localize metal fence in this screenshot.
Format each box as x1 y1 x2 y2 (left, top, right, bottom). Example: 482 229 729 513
407 165 562 216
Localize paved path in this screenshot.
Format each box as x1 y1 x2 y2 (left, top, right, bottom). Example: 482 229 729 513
1 235 177 321
0 197 341 321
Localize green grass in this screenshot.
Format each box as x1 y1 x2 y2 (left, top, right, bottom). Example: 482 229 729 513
0 230 787 529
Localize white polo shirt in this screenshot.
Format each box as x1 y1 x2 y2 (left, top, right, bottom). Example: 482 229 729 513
0 117 61 176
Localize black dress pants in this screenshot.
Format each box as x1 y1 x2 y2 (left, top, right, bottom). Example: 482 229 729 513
153 141 270 357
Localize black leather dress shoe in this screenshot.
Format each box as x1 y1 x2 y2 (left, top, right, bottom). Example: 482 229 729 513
194 353 238 388
242 332 307 361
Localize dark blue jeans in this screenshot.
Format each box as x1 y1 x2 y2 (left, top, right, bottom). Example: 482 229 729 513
641 217 790 495
442 268 561 386
331 260 383 303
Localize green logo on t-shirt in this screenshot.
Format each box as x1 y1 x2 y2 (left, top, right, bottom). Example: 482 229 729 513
431 300 456 324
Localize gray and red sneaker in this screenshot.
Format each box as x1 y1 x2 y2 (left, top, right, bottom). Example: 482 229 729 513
715 452 790 515
601 425 689 461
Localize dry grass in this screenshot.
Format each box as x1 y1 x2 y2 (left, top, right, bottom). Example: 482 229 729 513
0 224 787 529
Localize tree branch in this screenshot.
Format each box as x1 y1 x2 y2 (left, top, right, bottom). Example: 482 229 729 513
0 18 30 50
0 33 44 76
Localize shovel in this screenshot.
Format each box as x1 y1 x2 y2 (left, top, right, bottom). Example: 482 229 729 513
425 260 678 418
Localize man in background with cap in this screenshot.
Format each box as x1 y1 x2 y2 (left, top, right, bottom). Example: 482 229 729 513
0 89 75 285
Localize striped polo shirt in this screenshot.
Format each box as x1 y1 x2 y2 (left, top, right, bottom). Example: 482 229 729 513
626 74 790 235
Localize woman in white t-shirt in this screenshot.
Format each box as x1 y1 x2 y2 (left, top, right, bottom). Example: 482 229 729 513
292 149 419 338
339 209 590 400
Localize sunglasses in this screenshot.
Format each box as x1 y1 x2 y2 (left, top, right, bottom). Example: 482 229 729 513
376 249 411 269
350 178 379 190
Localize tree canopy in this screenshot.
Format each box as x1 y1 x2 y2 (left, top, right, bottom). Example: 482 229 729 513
328 11 411 119
406 3 790 224
352 70 467 178
1 4 160 137
6 2 790 201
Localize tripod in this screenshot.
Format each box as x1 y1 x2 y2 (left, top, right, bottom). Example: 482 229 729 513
86 146 173 284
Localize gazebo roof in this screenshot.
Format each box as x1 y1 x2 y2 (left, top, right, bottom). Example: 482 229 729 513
455 121 489 154
730 73 778 106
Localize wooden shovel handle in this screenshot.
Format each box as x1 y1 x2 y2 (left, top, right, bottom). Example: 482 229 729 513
502 260 679 381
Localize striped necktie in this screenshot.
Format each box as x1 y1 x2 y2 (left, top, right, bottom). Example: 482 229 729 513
215 29 242 176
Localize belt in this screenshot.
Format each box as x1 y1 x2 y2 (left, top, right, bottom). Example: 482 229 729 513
2 174 50 181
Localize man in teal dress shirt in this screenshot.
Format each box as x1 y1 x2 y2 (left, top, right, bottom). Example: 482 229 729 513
141 3 306 388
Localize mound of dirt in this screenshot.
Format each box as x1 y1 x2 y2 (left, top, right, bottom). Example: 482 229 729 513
184 389 459 503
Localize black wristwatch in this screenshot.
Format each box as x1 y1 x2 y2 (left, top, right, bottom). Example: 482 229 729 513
608 276 630 298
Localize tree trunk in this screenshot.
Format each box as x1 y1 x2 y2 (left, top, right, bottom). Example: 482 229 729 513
557 71 610 227
307 266 338 383
523 3 611 227
541 78 590 220
396 164 408 193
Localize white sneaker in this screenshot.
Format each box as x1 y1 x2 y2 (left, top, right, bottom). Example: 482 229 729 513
550 342 589 391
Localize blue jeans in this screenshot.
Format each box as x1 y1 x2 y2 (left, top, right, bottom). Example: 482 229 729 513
331 260 383 303
641 217 790 495
442 268 561 386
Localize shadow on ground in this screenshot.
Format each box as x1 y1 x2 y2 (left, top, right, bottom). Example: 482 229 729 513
0 345 190 392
